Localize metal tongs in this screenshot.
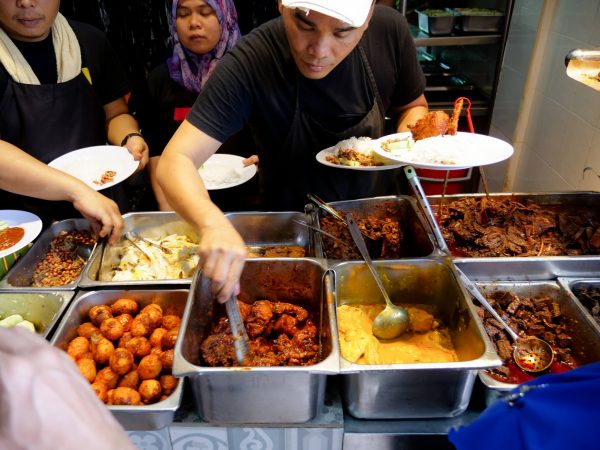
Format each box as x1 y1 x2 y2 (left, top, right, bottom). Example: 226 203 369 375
226 295 252 365
125 231 171 254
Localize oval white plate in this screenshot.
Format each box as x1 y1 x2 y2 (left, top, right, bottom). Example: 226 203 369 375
199 154 257 190
374 132 514 170
315 146 405 171
48 145 139 191
0 210 43 258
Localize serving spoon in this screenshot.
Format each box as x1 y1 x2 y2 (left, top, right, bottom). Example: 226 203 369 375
346 214 409 340
454 267 554 373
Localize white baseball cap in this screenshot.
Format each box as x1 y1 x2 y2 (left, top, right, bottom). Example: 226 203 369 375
281 0 374 28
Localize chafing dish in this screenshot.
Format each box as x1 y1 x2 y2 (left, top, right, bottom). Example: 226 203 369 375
334 259 500 419
473 281 600 405
428 192 600 279
0 291 74 338
79 212 199 288
558 278 600 336
173 258 339 424
50 289 187 430
0 219 94 290
307 195 438 262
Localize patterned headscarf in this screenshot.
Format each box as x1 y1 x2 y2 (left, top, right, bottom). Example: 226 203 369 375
167 0 241 93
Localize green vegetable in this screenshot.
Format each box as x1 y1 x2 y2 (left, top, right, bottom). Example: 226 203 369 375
420 9 455 17
0 314 25 328
15 320 36 332
454 8 503 16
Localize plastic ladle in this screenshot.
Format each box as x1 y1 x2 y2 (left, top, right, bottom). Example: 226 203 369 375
346 214 409 340
454 267 554 373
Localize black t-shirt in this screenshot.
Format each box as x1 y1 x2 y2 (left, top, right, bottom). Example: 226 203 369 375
186 5 425 155
0 20 129 108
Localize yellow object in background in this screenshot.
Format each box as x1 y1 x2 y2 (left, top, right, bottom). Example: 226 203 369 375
0 244 31 279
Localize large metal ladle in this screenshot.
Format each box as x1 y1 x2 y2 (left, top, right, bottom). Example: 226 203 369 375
346 214 409 340
454 267 554 373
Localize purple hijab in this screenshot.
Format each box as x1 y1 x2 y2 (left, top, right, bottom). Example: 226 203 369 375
167 0 241 94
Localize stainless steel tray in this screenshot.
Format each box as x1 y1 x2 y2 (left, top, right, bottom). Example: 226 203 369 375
0 219 95 290
558 278 600 336
225 211 315 257
333 258 501 419
0 291 74 339
173 258 339 424
79 212 199 288
307 195 439 262
429 192 600 279
473 281 600 405
50 289 187 430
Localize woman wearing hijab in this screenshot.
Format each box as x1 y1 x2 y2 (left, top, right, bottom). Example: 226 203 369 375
144 0 247 210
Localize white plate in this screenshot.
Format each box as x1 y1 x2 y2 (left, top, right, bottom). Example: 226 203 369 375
374 132 514 170
315 147 405 171
199 154 257 190
48 145 139 191
0 210 43 258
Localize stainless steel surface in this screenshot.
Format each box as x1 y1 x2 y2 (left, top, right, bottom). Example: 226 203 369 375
429 192 600 279
345 215 409 340
173 258 339 424
225 211 314 256
334 259 501 419
309 195 438 261
558 278 600 336
0 219 94 290
565 49 600 91
79 211 199 287
225 295 251 365
405 166 450 253
50 289 187 430
410 24 501 46
454 267 553 373
474 281 600 403
0 291 74 338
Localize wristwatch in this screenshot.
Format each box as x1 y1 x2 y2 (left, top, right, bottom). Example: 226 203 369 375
120 132 144 147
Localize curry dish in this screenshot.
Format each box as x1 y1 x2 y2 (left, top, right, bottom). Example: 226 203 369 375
337 304 458 364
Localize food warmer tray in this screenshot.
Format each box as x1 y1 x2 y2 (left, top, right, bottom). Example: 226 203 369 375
0 219 95 291
333 258 501 419
557 278 600 336
79 212 199 288
306 195 440 263
0 290 74 339
173 258 339 424
471 280 600 406
427 192 600 280
50 289 187 430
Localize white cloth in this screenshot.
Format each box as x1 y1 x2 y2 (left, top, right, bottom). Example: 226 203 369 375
0 13 81 84
0 327 136 450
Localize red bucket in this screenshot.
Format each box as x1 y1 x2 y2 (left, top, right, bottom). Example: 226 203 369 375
415 167 473 195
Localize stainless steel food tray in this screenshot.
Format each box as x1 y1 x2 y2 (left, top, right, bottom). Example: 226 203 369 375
473 281 600 405
0 219 94 290
333 259 501 419
50 289 187 430
174 258 339 424
428 192 600 279
307 195 439 262
79 212 199 288
0 291 74 339
224 211 315 257
558 278 600 336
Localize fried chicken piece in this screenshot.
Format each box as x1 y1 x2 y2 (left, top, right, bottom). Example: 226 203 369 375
408 110 450 141
201 332 236 366
273 314 300 337
246 300 274 337
272 302 308 321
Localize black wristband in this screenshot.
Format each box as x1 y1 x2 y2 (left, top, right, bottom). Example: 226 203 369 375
120 132 144 147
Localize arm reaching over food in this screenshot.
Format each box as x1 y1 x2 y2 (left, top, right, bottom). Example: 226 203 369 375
0 141 123 244
156 121 247 303
393 93 429 132
0 327 136 450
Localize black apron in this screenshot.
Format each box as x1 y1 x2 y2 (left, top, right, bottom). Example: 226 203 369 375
261 45 402 211
0 70 126 224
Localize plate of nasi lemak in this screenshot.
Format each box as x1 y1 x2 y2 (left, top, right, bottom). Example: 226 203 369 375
315 137 405 171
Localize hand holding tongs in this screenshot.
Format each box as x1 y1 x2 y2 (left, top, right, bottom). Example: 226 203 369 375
226 295 252 365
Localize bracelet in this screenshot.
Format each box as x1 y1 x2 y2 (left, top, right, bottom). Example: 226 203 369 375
120 132 144 147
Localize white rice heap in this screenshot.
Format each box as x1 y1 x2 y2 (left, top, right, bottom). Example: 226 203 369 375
200 164 241 188
404 135 463 165
334 136 374 156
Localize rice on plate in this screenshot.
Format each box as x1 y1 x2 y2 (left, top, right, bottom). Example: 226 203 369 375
325 137 384 167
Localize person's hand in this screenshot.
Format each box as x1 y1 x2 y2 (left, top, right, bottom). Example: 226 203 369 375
243 155 259 167
70 187 124 244
0 327 136 450
125 135 149 171
197 220 247 303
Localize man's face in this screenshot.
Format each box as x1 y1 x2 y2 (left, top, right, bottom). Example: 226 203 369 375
175 0 221 55
278 2 373 80
0 0 60 42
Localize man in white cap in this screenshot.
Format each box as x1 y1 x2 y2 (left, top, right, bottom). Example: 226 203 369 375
157 0 428 303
